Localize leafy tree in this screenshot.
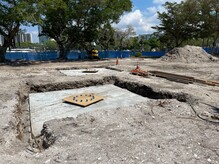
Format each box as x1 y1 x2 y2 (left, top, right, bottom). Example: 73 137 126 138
153 0 219 49
97 23 115 50
182 0 218 47
0 0 33 62
138 38 145 51
14 40 58 51
44 40 58 51
200 0 219 46
16 42 37 48
114 25 136 50
194 0 211 46
36 0 132 59
129 36 140 50
146 37 160 51
153 1 199 48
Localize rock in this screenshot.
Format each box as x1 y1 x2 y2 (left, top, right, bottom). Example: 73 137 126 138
40 123 57 149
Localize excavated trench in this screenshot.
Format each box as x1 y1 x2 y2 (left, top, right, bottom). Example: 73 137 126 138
17 76 192 150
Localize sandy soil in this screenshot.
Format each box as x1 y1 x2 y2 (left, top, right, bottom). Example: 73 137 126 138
0 58 219 164
160 45 218 63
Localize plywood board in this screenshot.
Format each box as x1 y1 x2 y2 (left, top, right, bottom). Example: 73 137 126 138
63 93 104 107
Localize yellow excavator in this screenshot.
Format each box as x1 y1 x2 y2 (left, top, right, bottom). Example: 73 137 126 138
88 48 100 59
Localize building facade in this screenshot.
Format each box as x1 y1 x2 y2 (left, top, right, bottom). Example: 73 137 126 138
15 33 32 43
0 33 33 47
38 26 49 44
0 35 4 46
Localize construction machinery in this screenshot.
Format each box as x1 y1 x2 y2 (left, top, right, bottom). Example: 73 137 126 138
88 49 100 59
88 41 100 59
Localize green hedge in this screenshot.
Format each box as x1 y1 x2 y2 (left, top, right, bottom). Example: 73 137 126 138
135 51 142 57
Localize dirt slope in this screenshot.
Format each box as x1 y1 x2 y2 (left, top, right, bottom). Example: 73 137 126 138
160 45 217 63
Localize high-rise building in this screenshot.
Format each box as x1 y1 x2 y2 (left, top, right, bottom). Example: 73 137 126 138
0 35 4 46
24 33 32 42
15 33 32 43
38 26 49 44
0 33 33 46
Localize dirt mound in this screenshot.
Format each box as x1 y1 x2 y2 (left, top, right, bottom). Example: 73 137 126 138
160 45 216 63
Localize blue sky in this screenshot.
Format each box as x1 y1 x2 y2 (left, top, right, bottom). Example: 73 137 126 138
113 0 183 34
26 0 183 43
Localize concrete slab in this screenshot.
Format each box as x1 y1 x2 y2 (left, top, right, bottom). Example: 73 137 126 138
60 68 120 76
29 84 148 136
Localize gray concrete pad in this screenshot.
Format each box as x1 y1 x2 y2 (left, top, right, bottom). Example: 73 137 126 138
29 84 148 136
60 68 120 76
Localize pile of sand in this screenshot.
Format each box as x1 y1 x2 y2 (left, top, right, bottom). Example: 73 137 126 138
160 45 216 63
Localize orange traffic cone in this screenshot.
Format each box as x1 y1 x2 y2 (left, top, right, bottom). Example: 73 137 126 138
116 57 119 65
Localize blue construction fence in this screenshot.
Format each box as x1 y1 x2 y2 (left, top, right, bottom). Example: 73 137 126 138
5 51 59 61
142 51 165 58
5 50 166 61
203 47 219 55
5 47 219 61
5 50 133 61
67 50 133 60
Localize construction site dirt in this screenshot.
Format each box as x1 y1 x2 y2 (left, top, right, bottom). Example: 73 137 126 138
0 57 219 164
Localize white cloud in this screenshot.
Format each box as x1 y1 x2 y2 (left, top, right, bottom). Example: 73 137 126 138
113 9 158 35
114 0 185 35
147 7 158 14
146 5 165 15
153 0 184 4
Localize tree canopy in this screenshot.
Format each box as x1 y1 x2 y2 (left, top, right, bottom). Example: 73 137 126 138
1 0 219 62
114 25 136 50
153 1 198 48
36 0 132 59
0 0 132 61
153 0 219 49
97 23 115 50
0 0 33 61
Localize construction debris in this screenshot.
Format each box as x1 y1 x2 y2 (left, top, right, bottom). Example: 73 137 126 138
130 64 148 77
149 71 194 84
195 79 219 86
149 70 219 86
130 64 219 86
